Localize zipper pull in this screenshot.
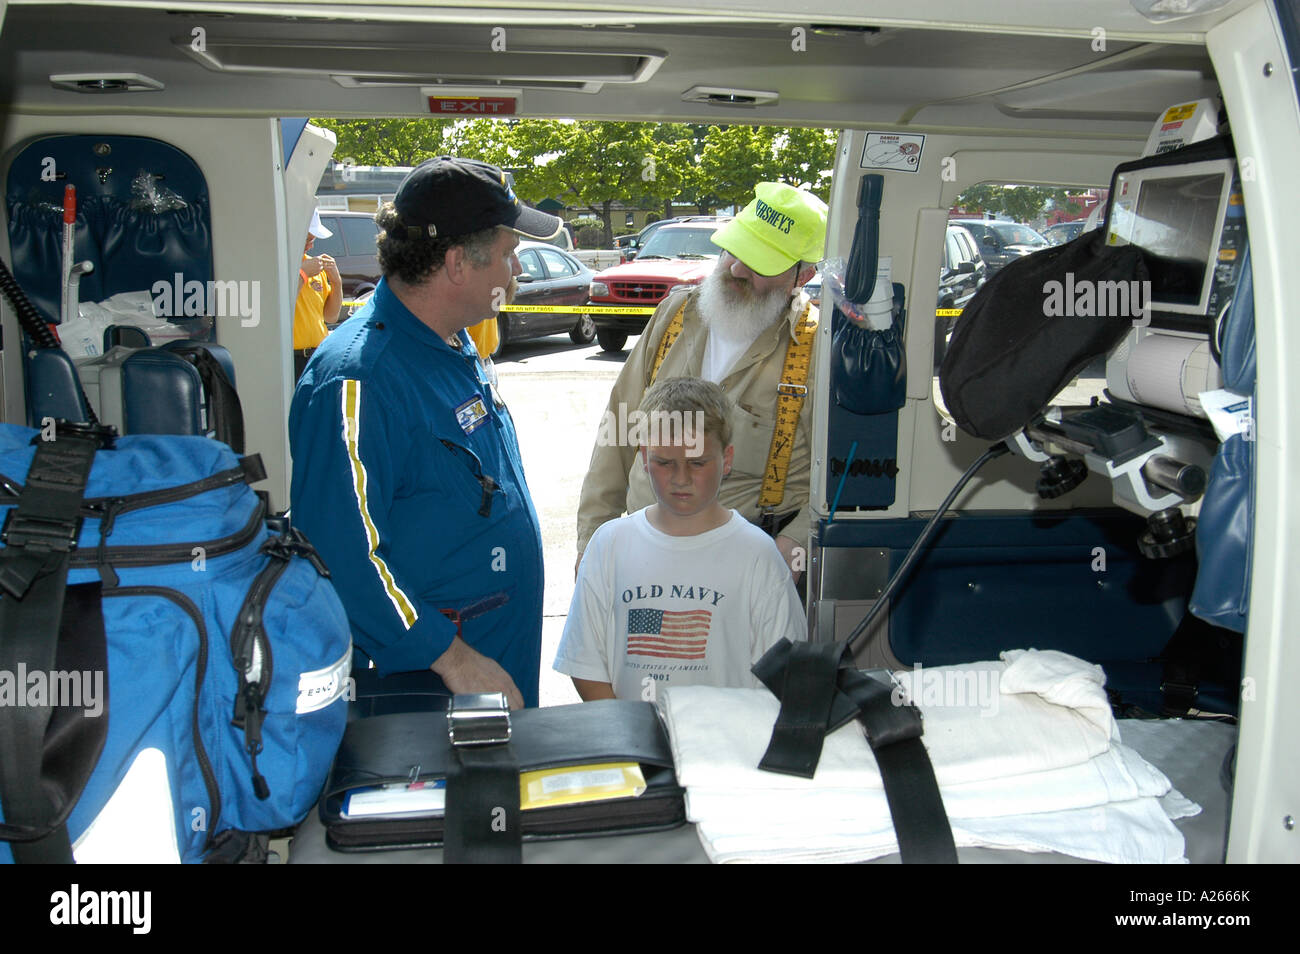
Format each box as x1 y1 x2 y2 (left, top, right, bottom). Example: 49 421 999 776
99 498 125 538
284 527 331 577
240 682 270 800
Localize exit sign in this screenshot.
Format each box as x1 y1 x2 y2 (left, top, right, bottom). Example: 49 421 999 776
427 96 517 115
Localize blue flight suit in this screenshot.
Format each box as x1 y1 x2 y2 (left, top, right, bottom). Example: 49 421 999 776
289 278 543 707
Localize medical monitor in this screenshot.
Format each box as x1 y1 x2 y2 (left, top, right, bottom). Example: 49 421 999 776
1102 139 1245 328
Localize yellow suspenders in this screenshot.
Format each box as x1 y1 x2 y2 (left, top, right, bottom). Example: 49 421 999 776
650 301 688 381
649 298 816 512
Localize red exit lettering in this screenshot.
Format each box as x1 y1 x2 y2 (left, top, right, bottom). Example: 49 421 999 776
427 97 517 115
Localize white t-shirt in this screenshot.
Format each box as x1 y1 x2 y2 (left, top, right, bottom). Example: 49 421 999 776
554 508 806 700
701 323 760 384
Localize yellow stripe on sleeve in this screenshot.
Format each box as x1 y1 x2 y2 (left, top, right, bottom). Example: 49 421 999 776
341 379 419 629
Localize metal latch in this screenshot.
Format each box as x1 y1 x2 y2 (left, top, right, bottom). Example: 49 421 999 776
447 692 512 747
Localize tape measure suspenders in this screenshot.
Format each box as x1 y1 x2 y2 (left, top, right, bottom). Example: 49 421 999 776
650 298 816 531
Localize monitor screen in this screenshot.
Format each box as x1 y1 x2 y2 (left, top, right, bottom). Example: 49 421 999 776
1130 172 1225 308
1105 158 1233 317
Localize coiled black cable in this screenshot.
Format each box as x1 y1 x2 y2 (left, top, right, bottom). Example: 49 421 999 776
0 255 60 349
0 255 99 424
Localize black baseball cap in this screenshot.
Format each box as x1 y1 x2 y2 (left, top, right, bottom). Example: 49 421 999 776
392 156 562 242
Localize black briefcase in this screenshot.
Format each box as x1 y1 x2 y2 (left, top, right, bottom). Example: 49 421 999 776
320 698 686 854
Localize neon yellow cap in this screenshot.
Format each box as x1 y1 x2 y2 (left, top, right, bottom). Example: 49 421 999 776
711 182 828 276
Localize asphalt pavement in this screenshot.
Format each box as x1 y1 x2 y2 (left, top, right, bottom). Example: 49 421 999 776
491 331 641 707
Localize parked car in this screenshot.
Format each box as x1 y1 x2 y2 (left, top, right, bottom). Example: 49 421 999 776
1042 220 1089 246
539 226 621 270
587 221 730 351
343 241 595 356
948 218 1049 275
494 241 596 356
311 210 381 302
934 223 988 365
620 215 731 260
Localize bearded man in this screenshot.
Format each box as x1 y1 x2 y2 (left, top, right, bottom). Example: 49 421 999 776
576 182 829 581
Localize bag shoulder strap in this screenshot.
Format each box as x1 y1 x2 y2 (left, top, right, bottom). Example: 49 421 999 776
0 423 113 862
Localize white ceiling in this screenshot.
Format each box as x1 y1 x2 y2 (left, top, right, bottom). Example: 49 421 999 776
0 0 1234 140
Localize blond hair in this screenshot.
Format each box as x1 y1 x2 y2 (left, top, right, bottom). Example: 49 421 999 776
638 376 733 448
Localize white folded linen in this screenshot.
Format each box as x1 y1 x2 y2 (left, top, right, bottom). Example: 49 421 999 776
667 649 1197 864
684 740 1171 825
696 794 1190 865
665 650 1116 792
998 649 1117 741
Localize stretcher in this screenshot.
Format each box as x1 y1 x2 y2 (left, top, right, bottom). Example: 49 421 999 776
289 717 1234 864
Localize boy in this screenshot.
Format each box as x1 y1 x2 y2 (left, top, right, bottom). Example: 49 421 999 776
555 377 806 701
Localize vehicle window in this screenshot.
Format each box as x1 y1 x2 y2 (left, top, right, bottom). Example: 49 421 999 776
990 223 1048 247
637 226 722 259
945 232 962 271
537 247 578 278
936 181 1109 416
310 222 345 259
956 231 978 262
517 248 546 281
340 216 379 256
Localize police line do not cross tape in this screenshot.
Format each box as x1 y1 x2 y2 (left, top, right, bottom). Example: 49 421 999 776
342 303 967 317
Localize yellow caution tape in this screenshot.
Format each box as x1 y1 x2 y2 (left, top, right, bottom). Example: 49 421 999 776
343 300 654 315
936 308 964 317
501 304 657 315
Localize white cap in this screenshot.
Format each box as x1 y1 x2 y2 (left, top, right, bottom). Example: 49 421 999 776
308 209 333 239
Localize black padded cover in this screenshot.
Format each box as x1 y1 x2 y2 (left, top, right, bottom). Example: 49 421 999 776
939 231 1146 440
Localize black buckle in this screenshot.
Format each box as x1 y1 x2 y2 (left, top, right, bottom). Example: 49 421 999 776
0 506 82 554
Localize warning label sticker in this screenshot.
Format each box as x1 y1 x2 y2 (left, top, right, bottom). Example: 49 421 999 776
860 132 926 173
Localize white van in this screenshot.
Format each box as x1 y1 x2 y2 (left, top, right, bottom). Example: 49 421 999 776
0 0 1293 870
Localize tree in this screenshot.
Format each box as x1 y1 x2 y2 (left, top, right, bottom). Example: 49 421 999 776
953 183 1082 224
309 117 840 244
693 125 836 211
494 120 688 246
309 118 459 166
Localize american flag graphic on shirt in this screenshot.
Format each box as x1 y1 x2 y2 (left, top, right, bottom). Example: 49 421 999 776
626 608 712 660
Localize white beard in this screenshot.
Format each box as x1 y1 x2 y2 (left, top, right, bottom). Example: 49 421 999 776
696 265 792 344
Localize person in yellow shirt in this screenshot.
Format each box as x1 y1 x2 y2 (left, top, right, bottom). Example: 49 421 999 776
293 209 342 380
464 314 498 359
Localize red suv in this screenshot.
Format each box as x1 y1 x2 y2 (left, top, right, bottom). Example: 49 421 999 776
587 220 730 352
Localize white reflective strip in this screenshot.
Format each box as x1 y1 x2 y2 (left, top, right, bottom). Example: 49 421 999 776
73 747 181 864
341 379 419 628
297 643 353 714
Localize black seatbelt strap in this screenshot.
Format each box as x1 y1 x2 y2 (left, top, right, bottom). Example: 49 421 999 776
167 345 246 453
839 668 957 863
752 637 957 863
757 640 846 777
0 422 113 863
442 693 521 864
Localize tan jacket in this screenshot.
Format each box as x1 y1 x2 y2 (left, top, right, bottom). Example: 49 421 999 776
576 285 815 556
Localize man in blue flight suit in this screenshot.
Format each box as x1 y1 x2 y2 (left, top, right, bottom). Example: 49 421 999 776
289 157 562 708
